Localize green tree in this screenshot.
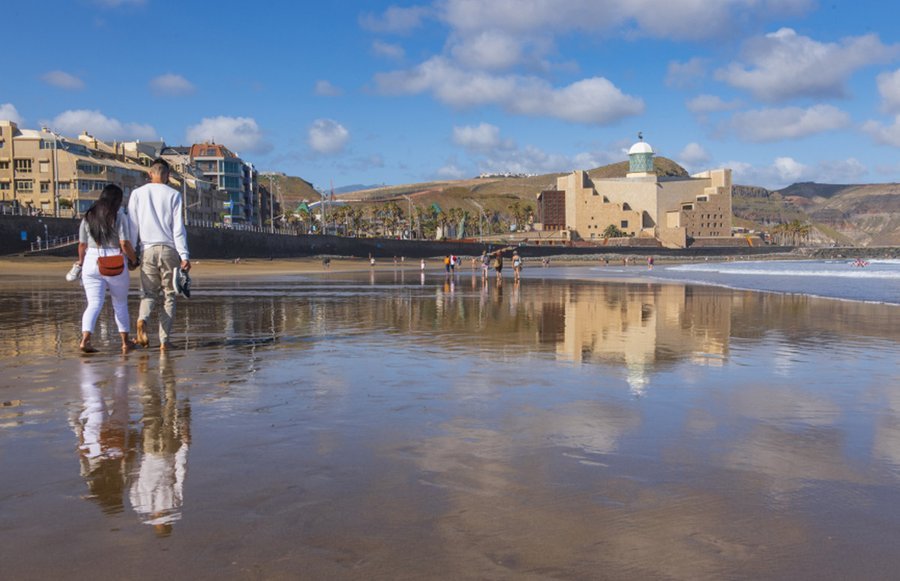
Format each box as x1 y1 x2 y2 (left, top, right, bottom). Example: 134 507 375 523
602 224 626 238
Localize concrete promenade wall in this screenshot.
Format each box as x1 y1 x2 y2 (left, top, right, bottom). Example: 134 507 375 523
1 215 797 259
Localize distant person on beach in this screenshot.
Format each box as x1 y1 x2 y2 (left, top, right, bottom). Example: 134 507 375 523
493 252 504 280
648 256 654 269
322 257 331 269
512 251 523 282
444 255 451 273
128 158 190 351
73 184 139 353
481 251 490 278
370 256 376 267
420 258 426 271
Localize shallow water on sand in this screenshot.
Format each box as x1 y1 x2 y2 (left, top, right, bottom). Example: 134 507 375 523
1 269 899 580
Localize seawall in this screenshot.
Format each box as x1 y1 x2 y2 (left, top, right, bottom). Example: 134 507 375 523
1 215 800 259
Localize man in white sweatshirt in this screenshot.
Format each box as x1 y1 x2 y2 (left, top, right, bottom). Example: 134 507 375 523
128 159 191 350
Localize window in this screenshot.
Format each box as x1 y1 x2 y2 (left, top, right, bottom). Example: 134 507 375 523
15 179 33 191
0 182 9 190
39 160 49 173
77 161 103 175
58 181 70 190
0 161 8 170
620 220 629 228
0 139 5 148
79 181 90 192
40 140 55 150
40 182 49 193
14 159 32 173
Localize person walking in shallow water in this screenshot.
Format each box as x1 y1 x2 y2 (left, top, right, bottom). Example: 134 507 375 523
75 184 139 353
128 159 190 351
512 251 523 282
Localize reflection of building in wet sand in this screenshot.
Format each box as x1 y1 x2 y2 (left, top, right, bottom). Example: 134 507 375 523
547 284 732 394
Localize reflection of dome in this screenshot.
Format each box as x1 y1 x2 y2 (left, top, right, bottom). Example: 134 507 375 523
626 361 649 397
628 141 653 155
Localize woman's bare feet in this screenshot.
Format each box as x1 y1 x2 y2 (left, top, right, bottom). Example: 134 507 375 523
80 332 98 353
120 332 137 353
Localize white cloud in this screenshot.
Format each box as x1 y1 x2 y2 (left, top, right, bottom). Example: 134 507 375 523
863 115 900 147
41 70 85 90
451 123 514 151
449 30 523 70
439 0 813 42
186 116 271 154
876 69 900 114
308 119 350 155
665 57 707 88
717 28 899 102
372 40 405 60
686 94 741 114
314 80 343 96
360 5 429 34
678 142 710 166
0 103 23 124
727 105 850 142
436 163 468 180
46 109 155 141
375 57 643 124
149 73 195 96
728 156 867 188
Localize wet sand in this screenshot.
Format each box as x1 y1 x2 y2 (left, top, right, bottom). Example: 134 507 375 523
1 267 898 580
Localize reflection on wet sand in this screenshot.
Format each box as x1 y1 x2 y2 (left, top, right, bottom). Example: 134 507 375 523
72 355 190 536
1 272 899 579
130 354 190 535
72 361 133 514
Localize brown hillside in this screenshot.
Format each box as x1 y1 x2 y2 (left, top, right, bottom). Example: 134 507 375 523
262 174 322 210
338 157 688 216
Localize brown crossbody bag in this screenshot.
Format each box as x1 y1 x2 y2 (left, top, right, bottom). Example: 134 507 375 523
97 254 125 276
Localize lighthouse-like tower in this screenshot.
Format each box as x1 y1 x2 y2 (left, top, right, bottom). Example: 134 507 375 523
627 132 655 178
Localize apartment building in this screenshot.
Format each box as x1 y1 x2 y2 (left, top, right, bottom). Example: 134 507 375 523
189 143 248 224
160 146 228 225
0 120 146 215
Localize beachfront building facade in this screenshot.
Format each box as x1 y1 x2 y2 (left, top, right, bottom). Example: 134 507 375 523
0 120 147 216
160 146 229 225
547 138 732 248
190 143 246 224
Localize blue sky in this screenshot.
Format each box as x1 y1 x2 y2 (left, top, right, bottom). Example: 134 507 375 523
4 0 900 191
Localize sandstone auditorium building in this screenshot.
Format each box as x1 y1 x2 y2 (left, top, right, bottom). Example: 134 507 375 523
538 137 733 249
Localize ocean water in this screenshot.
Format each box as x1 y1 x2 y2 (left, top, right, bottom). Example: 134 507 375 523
573 259 900 304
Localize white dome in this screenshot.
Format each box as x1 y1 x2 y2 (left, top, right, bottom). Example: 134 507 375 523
628 141 653 155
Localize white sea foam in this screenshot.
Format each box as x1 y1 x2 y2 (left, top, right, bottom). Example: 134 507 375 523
669 265 900 279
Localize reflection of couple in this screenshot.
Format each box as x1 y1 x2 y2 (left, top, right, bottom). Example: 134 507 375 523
72 355 190 535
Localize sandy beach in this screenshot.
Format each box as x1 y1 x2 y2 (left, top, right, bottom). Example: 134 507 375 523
1 258 899 580
0 255 630 280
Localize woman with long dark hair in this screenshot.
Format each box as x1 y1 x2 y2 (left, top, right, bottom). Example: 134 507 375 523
72 184 139 353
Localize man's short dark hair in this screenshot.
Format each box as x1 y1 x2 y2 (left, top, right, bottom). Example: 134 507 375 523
151 158 170 173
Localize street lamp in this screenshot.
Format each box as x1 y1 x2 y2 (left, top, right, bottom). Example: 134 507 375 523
401 194 413 239
469 198 486 243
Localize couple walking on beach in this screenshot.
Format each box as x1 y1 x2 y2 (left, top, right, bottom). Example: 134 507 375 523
72 159 191 353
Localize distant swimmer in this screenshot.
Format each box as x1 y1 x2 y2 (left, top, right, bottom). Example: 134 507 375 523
853 258 869 267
